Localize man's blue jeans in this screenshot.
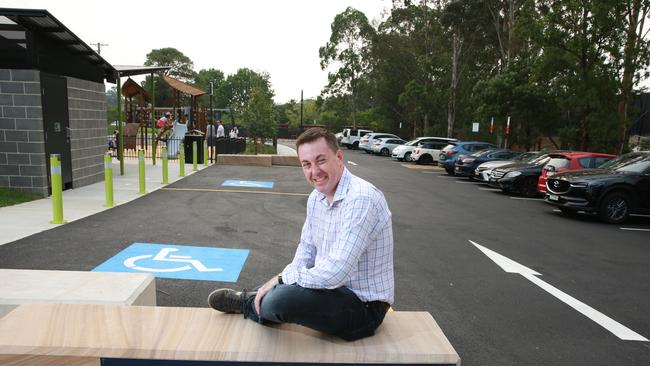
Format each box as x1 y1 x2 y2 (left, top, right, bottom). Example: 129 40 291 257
243 284 389 341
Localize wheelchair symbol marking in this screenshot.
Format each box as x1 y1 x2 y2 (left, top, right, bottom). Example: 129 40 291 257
123 247 224 273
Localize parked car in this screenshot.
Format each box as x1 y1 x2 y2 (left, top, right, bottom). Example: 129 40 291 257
359 133 400 153
544 152 650 223
371 137 407 156
454 149 522 178
391 137 458 162
411 140 456 164
475 151 540 182
335 132 344 145
488 151 567 197
341 128 372 149
537 152 616 194
438 141 497 175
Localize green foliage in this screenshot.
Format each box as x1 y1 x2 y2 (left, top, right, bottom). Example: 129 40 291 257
194 68 225 108
144 47 196 82
221 68 274 123
319 7 376 127
0 187 43 207
241 86 276 145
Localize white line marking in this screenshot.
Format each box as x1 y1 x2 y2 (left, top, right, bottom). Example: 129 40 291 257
479 188 501 191
469 240 648 342
510 197 543 201
620 227 650 232
347 161 358 166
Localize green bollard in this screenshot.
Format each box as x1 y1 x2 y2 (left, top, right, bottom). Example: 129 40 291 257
179 145 185 177
203 140 208 166
193 141 198 172
162 147 169 184
138 149 146 194
49 154 65 224
104 153 114 207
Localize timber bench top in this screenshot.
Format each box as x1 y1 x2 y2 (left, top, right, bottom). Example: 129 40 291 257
0 303 460 365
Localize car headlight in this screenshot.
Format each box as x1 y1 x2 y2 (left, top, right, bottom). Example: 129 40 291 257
504 171 521 178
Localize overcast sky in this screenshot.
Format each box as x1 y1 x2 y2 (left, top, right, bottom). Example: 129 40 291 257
4 0 391 103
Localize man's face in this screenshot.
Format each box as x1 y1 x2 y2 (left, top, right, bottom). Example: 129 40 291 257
298 137 344 200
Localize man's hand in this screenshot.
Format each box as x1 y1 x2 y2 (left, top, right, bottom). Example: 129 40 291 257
254 275 280 316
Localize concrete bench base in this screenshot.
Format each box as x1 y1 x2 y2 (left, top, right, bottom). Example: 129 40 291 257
0 269 155 318
0 303 460 365
217 154 300 167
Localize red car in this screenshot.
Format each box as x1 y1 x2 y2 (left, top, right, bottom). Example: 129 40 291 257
537 152 617 194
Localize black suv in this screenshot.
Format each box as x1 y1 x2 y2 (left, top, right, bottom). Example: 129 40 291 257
488 152 561 197
544 152 650 223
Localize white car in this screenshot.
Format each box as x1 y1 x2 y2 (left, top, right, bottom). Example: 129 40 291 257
359 133 399 153
474 151 540 181
341 128 373 149
392 137 457 162
370 137 407 156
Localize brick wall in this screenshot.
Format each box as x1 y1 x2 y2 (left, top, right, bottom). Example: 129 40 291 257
0 69 47 196
66 76 107 188
0 69 108 195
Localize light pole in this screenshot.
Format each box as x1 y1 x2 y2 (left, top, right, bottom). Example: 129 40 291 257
209 81 214 124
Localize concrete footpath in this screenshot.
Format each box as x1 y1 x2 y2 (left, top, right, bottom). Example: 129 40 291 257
0 143 297 246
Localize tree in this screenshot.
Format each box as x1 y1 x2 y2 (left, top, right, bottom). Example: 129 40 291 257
610 0 650 152
194 68 225 110
220 68 274 124
319 7 376 128
142 48 196 108
144 47 196 81
242 87 276 153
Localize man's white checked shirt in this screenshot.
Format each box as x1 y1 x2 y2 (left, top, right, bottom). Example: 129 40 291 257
282 167 394 304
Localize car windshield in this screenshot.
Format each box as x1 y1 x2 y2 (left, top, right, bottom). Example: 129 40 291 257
472 149 496 157
405 139 421 146
515 152 539 162
599 153 650 173
546 157 570 169
441 143 456 151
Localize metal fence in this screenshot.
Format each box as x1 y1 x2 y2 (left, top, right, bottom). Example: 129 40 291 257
107 135 247 159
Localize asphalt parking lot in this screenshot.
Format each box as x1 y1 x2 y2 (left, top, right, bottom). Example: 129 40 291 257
1 146 648 365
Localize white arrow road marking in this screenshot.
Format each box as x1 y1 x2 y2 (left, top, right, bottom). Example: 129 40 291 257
347 161 358 166
469 240 648 342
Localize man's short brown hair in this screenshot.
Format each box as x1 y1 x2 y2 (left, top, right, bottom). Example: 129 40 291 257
296 127 339 153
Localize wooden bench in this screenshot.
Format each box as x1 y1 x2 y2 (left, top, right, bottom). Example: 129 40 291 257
0 303 460 366
0 269 156 318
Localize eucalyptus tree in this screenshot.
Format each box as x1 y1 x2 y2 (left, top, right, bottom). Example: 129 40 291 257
319 7 376 128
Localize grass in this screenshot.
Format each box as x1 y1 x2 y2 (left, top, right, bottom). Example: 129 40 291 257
245 141 277 155
0 187 43 208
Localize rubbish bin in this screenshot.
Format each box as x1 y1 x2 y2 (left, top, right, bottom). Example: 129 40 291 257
216 137 227 154
184 134 204 164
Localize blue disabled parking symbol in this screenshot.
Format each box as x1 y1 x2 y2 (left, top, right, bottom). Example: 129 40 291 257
222 180 274 188
93 243 249 282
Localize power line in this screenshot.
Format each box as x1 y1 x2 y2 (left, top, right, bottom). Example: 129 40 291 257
90 42 108 55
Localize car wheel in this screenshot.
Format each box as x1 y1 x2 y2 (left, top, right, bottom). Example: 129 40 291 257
518 177 538 197
445 167 455 175
352 141 359 150
380 148 389 156
420 154 433 164
598 192 631 224
404 152 412 162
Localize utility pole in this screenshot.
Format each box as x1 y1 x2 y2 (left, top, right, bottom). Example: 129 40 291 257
90 42 108 55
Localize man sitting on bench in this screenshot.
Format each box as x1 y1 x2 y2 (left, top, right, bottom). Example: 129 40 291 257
208 127 394 341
